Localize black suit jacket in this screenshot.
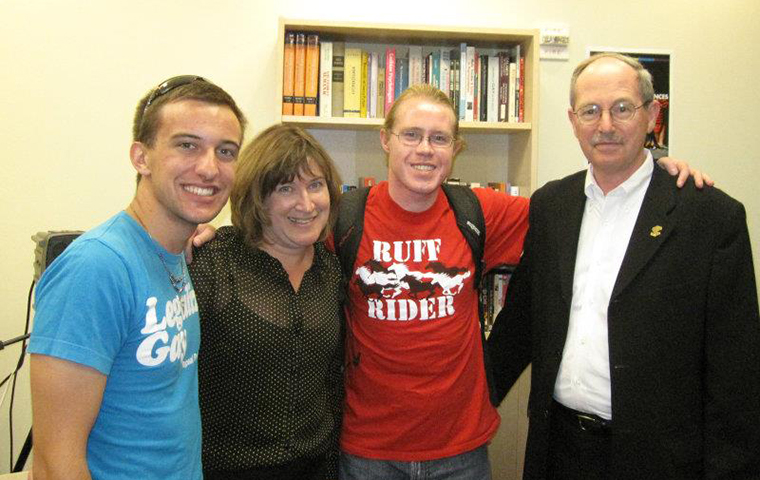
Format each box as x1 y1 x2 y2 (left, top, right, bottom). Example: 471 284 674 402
488 162 760 479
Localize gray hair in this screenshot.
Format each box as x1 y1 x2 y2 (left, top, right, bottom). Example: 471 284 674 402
569 52 654 108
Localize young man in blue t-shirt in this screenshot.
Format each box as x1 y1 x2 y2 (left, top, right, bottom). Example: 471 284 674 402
29 75 246 480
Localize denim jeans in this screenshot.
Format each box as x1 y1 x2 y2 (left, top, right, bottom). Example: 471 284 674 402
339 444 492 480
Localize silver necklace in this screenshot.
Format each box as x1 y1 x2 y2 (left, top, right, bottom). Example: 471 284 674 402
129 207 188 294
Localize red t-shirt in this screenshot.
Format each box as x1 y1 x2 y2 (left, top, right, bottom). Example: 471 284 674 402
339 182 529 460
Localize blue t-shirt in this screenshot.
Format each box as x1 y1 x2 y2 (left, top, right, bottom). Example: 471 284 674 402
29 211 202 480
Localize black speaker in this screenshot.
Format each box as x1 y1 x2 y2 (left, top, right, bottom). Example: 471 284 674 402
32 231 83 281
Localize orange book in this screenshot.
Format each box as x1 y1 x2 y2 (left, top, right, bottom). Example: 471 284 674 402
282 32 296 115
304 34 320 116
293 33 306 116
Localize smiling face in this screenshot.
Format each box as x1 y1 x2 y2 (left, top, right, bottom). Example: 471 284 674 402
261 162 330 257
131 99 241 233
381 96 459 212
568 57 659 192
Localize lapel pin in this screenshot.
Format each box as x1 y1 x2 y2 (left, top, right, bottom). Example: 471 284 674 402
650 225 663 237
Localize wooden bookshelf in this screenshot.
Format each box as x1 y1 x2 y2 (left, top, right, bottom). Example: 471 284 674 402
277 18 539 195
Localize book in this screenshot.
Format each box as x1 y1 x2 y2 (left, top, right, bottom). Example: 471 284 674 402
439 48 451 97
473 51 480 121
343 47 362 118
304 34 320 116
293 33 306 116
319 41 333 117
395 56 408 99
369 52 379 118
384 48 396 115
377 64 385 118
360 50 368 118
479 53 488 121
519 53 525 122
487 54 499 123
458 43 467 119
465 45 475 121
282 32 296 115
513 44 521 123
431 50 440 89
498 51 510 122
508 60 517 123
331 42 345 117
408 46 423 85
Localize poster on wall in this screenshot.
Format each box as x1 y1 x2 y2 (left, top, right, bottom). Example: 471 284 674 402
589 48 671 157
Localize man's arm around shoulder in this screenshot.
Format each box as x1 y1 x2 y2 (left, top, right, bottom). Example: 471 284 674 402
31 354 107 480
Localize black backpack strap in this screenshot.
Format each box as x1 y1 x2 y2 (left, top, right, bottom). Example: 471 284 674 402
334 186 371 279
441 183 486 290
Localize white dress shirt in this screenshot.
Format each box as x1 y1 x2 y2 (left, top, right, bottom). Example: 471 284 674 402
553 153 654 420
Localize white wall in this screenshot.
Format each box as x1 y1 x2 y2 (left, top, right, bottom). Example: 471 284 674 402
1 0 758 475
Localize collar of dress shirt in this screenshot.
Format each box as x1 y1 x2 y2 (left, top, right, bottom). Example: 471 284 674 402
584 149 654 200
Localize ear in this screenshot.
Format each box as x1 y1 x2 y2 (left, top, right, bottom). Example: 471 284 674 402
130 142 152 177
567 107 581 139
645 100 661 133
379 129 391 154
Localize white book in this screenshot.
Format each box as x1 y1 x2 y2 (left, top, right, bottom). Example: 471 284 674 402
508 61 517 123
465 45 475 121
319 41 333 117
487 54 499 123
459 43 467 119
369 52 379 118
439 48 451 97
409 45 423 85
514 44 521 122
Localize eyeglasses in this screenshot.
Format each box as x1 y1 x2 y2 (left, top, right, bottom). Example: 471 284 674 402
572 101 649 125
143 75 209 115
390 130 455 148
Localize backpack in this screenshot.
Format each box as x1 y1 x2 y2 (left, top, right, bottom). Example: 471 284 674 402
333 183 500 406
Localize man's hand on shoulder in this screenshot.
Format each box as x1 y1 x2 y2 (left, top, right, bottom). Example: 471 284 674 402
184 224 218 263
656 156 715 189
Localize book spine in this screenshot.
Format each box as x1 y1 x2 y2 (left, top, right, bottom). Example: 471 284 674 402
343 48 362 118
432 51 440 89
480 54 489 121
439 49 450 97
508 61 517 123
304 34 320 116
458 43 467 119
370 52 379 118
513 45 521 123
487 54 499 123
395 57 408 99
498 51 509 122
409 46 423 86
519 54 525 122
293 33 306 116
473 51 480 121
384 48 396 115
319 41 332 118
282 32 296 115
377 63 386 118
465 45 475 121
360 50 368 118
331 42 345 117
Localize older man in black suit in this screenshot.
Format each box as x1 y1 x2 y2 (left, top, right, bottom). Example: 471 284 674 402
488 53 760 479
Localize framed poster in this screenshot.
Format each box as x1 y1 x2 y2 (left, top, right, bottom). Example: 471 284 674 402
588 48 672 156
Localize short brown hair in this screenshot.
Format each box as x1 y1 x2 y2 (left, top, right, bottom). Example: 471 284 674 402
133 76 247 147
231 124 342 248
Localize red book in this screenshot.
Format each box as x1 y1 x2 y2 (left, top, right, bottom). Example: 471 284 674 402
384 48 396 116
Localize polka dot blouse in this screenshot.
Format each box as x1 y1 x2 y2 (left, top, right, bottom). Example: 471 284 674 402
189 226 345 476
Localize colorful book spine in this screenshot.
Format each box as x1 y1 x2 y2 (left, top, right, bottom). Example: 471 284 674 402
473 51 480 121
319 41 333 118
498 51 510 122
519 53 525 122
282 32 296 115
431 51 440 89
343 48 362 118
332 42 345 117
513 45 521 123
384 48 396 115
304 34 320 116
293 33 306 116
377 61 386 118
479 53 488 122
360 50 368 118
508 60 517 123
